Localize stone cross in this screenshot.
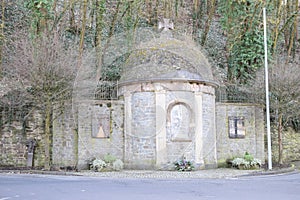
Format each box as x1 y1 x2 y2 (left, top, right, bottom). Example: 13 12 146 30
158 18 174 31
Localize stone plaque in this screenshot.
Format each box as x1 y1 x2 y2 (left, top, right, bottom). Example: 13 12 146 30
92 109 110 138
228 116 245 138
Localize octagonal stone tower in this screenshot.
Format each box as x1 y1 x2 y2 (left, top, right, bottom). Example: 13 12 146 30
118 21 218 170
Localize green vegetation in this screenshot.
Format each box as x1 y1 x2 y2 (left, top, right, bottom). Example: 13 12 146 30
90 154 124 172
231 152 262 170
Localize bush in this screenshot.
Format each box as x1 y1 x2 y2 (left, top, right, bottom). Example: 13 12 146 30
232 158 250 169
103 154 117 164
89 155 124 172
250 158 262 168
231 152 261 170
244 152 254 162
112 159 124 171
91 159 107 172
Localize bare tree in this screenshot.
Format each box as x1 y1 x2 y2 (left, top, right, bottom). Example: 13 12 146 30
247 58 300 165
4 30 77 170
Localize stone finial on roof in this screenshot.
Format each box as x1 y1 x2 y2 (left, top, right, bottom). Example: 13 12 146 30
158 18 174 38
158 18 174 31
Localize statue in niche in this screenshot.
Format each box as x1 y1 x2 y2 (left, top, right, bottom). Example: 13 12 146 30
170 103 191 141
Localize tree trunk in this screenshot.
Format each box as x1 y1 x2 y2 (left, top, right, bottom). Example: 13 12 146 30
0 0 5 79
44 101 52 170
102 1 121 56
146 0 153 24
192 0 203 41
95 0 106 81
286 0 298 62
79 0 88 60
271 1 283 54
278 113 283 165
69 0 76 29
154 0 159 26
200 0 216 46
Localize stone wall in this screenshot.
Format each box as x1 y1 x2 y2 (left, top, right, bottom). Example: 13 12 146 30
0 110 45 167
215 103 265 165
202 92 217 168
124 92 156 169
76 101 124 169
52 105 77 167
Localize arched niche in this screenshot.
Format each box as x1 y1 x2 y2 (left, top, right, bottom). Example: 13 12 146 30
167 102 193 142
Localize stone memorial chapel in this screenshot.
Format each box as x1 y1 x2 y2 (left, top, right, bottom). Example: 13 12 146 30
52 20 265 170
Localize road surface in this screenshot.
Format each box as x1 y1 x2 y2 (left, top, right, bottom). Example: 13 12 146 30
0 172 299 200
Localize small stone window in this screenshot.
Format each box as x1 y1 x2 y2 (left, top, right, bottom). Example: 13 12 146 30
228 116 245 138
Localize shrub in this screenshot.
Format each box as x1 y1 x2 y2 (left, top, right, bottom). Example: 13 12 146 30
89 156 124 172
244 152 254 162
231 152 261 170
112 159 124 171
103 154 117 164
232 158 250 169
91 159 107 172
250 158 262 168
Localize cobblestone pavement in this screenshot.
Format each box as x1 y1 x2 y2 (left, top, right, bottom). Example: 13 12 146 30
73 161 300 179
1 164 298 179
74 169 253 179
73 168 296 179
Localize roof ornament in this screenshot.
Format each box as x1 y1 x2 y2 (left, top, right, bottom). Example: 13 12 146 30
158 18 174 38
158 18 174 31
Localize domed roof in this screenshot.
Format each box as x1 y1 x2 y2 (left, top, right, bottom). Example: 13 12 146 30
119 29 215 86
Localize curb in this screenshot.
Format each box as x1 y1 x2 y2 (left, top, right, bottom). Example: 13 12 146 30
240 166 297 177
0 170 81 176
0 167 298 179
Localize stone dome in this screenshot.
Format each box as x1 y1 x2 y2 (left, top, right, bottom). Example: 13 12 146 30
119 33 216 86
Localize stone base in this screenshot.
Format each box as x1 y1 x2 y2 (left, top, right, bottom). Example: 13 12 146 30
27 153 34 167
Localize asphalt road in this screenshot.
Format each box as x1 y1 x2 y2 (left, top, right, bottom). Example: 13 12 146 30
0 172 299 200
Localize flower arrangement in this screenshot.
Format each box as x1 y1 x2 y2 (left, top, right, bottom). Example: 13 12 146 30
90 154 124 172
91 159 107 172
231 152 261 170
174 156 194 171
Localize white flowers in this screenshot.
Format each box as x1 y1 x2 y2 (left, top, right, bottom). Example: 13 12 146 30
90 156 124 172
231 152 262 170
91 159 107 172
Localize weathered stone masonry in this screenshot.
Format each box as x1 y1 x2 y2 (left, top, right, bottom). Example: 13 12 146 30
0 23 279 169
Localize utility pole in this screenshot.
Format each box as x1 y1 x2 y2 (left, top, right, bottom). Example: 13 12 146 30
263 7 272 170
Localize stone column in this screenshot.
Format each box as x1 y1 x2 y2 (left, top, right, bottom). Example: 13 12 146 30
27 153 34 167
194 92 204 168
155 90 167 168
124 92 132 167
